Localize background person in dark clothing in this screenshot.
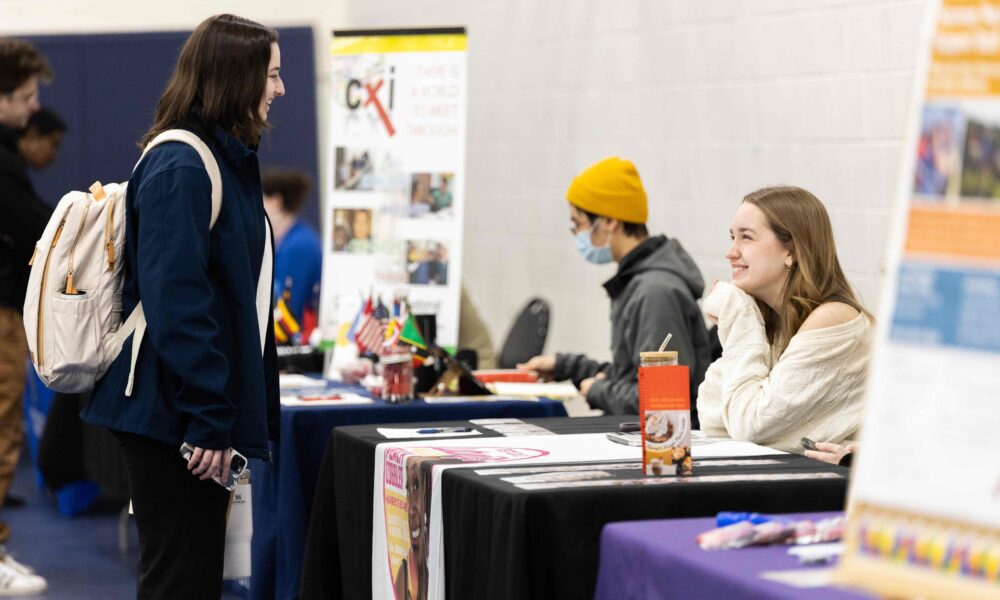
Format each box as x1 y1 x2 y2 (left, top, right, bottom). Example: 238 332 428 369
17 107 65 170
518 157 711 424
0 37 52 596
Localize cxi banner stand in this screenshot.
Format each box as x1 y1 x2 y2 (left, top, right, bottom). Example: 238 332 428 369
321 27 468 367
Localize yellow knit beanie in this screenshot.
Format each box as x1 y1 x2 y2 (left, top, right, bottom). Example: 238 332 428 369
566 157 648 224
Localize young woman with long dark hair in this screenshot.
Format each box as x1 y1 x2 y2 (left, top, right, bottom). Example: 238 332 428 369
83 14 284 596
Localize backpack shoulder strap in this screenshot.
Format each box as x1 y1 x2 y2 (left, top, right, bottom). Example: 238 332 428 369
121 130 224 397
136 129 223 229
116 304 146 397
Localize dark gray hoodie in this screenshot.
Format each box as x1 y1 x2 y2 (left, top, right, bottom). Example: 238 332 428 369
554 235 711 423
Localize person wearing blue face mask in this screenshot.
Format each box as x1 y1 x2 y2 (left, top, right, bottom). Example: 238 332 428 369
518 157 711 422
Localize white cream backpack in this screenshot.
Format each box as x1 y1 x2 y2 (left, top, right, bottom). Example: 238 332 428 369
23 130 223 394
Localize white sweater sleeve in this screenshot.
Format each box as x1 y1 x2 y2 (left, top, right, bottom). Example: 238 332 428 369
697 282 868 450
696 351 727 437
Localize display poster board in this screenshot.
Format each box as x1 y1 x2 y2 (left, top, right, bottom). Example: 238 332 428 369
837 1 1000 598
321 28 467 356
371 434 641 600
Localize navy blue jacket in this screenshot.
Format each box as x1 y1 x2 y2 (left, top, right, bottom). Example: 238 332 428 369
83 126 280 460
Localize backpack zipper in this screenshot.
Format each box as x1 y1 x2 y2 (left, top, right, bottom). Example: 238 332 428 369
65 203 91 295
105 192 117 271
37 215 67 368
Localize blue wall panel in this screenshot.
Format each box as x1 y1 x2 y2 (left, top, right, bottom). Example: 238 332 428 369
24 27 320 227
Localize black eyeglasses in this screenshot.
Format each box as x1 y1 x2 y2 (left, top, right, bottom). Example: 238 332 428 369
569 217 601 236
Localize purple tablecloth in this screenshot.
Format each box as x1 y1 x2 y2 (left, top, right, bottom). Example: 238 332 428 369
595 512 875 600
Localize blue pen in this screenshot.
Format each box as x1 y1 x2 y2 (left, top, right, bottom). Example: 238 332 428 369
716 512 773 527
416 427 474 434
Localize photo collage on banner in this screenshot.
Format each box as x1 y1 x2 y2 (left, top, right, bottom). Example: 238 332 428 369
321 29 467 363
838 1 1000 597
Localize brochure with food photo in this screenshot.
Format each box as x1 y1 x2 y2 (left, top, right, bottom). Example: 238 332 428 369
638 364 691 476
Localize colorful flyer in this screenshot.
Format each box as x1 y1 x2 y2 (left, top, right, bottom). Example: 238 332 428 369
371 434 640 600
638 364 691 476
838 1 1000 597
380 446 545 600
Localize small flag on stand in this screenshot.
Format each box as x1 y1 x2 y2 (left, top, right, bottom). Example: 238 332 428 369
300 281 320 343
346 293 367 344
356 316 387 354
397 307 430 366
399 313 425 349
357 295 390 354
383 298 407 349
354 294 378 353
273 278 301 345
373 296 390 320
384 319 401 349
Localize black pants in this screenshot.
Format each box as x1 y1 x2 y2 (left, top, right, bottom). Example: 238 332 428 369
115 431 230 600
38 393 89 489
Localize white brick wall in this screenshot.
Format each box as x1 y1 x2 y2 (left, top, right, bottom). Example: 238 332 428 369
341 0 930 361
2 0 931 361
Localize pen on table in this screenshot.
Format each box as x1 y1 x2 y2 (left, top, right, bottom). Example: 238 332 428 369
416 427 475 434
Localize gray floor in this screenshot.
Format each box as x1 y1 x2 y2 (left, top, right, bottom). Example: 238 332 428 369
2 453 245 599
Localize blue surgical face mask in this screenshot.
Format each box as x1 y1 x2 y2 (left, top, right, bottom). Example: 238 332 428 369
576 219 613 264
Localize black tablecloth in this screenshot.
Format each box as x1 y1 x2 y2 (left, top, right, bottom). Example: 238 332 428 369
300 415 608 599
444 448 847 598
253 392 564 600
300 416 849 600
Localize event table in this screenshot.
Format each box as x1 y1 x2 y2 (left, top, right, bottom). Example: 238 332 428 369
248 382 567 600
594 512 874 600
300 416 849 600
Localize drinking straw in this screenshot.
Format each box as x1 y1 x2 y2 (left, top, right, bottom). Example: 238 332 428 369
657 333 673 352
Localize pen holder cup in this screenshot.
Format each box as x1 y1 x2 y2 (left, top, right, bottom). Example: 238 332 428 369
382 352 414 404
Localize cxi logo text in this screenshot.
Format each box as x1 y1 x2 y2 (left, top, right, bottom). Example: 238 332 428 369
345 66 396 137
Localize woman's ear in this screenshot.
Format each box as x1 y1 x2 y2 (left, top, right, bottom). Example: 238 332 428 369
785 253 794 270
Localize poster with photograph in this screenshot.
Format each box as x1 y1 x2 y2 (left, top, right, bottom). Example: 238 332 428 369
409 173 455 217
406 241 450 285
838 1 1000 597
371 434 640 600
321 29 467 356
378 446 545 600
332 208 374 253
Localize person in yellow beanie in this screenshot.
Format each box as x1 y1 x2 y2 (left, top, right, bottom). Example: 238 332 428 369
518 158 711 422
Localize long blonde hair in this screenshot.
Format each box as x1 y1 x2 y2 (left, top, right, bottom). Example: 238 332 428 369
743 186 872 353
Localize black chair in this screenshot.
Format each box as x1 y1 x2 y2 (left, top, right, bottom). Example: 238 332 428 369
497 298 551 369
455 348 478 371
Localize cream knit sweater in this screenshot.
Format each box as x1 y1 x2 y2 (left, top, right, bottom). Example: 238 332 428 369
697 282 873 453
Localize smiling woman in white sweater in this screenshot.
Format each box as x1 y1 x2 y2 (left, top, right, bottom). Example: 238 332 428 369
697 186 873 453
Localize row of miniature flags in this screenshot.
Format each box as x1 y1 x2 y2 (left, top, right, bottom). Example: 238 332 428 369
348 293 428 362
